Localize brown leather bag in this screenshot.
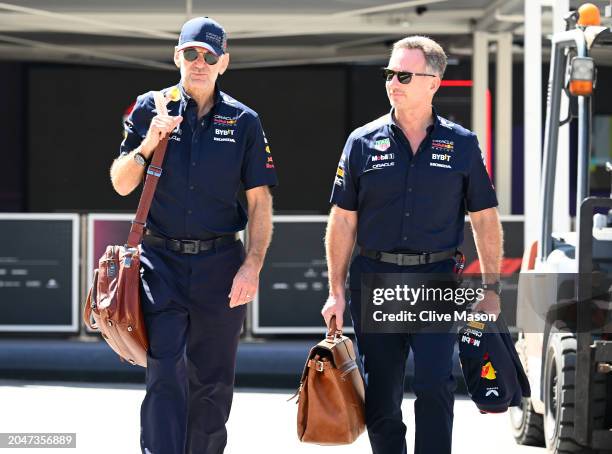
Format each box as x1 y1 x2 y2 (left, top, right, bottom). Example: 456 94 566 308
294 317 366 445
83 91 171 368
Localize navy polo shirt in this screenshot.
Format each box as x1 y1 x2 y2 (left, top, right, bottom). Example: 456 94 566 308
120 83 278 239
330 109 498 252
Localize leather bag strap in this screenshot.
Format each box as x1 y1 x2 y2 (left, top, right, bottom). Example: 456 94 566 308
126 92 170 248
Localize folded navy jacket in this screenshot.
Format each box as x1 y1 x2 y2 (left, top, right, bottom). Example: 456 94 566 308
458 315 531 413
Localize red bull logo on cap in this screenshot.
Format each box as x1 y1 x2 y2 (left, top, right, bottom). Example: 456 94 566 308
481 361 497 380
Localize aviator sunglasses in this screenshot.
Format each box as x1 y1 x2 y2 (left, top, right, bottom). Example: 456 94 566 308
182 48 219 65
381 67 436 84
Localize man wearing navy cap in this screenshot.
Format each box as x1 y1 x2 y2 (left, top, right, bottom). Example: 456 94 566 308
110 17 277 454
322 36 503 454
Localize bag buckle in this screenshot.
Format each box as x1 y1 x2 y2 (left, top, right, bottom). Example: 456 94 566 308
181 240 200 254
122 247 138 268
315 360 325 372
147 165 162 177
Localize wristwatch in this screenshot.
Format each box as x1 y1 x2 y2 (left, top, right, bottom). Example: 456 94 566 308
133 151 148 167
482 281 502 295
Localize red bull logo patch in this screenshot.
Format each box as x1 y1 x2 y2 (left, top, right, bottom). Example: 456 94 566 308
431 139 454 152
481 361 497 380
213 114 238 126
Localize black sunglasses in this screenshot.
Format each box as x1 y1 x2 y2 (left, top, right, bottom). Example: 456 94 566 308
381 68 436 84
182 48 219 65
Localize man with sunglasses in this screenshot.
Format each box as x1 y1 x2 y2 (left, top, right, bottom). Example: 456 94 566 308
322 36 502 454
110 17 277 454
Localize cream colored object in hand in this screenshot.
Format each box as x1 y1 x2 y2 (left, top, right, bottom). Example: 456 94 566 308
153 91 169 116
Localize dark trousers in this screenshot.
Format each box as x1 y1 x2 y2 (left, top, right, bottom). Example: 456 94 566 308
348 255 457 454
139 240 247 454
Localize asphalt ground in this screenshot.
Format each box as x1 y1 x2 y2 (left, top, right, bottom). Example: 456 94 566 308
0 380 543 454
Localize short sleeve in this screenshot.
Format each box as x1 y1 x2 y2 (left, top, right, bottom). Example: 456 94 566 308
329 135 358 211
119 93 153 156
241 115 278 190
465 135 498 212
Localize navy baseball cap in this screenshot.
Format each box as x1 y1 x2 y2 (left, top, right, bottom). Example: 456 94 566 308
176 17 227 56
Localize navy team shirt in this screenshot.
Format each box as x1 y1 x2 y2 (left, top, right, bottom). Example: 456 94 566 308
120 83 278 239
330 109 498 252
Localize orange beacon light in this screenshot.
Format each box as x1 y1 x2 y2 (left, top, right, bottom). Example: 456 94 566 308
577 3 601 26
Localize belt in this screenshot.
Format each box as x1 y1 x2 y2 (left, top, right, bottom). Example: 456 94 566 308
360 248 457 266
143 232 240 254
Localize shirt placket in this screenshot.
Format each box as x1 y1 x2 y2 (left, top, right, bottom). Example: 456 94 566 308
185 106 200 238
398 126 434 249
393 126 415 247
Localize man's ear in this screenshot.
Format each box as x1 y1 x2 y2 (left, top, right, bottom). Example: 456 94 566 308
219 53 230 75
173 48 181 68
431 75 441 94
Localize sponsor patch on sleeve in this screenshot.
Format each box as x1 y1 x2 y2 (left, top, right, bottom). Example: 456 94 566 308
334 165 345 186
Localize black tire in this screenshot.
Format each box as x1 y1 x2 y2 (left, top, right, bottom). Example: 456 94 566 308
510 337 545 446
510 396 545 446
543 332 607 454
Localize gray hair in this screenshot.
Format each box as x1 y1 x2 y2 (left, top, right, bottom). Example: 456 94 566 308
392 36 447 78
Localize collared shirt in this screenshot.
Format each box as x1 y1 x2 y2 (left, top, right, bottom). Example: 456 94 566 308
120 83 278 239
330 108 498 252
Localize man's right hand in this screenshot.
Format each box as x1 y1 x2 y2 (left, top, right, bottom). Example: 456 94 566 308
141 115 183 158
321 293 346 330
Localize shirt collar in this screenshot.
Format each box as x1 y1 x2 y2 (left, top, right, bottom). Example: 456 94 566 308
387 106 439 135
178 81 222 110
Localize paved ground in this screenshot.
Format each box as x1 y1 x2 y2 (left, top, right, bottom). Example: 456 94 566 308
0 380 543 453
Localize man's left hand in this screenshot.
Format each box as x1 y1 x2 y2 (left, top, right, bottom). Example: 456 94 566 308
472 291 501 318
228 261 260 308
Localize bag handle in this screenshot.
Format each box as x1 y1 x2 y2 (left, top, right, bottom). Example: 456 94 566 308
326 315 343 341
126 91 171 248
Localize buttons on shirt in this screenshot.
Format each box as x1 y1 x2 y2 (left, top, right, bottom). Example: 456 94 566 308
187 210 193 215
408 188 412 192
189 185 195 190
192 162 196 167
405 212 410 216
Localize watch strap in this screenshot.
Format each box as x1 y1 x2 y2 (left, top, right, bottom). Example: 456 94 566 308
482 282 502 295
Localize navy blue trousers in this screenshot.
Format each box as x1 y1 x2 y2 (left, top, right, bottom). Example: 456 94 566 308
139 240 247 454
348 255 457 454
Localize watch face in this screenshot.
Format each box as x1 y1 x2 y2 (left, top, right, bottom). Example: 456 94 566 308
134 152 146 166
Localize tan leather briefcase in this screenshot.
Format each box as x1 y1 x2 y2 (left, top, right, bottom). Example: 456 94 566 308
294 317 366 445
